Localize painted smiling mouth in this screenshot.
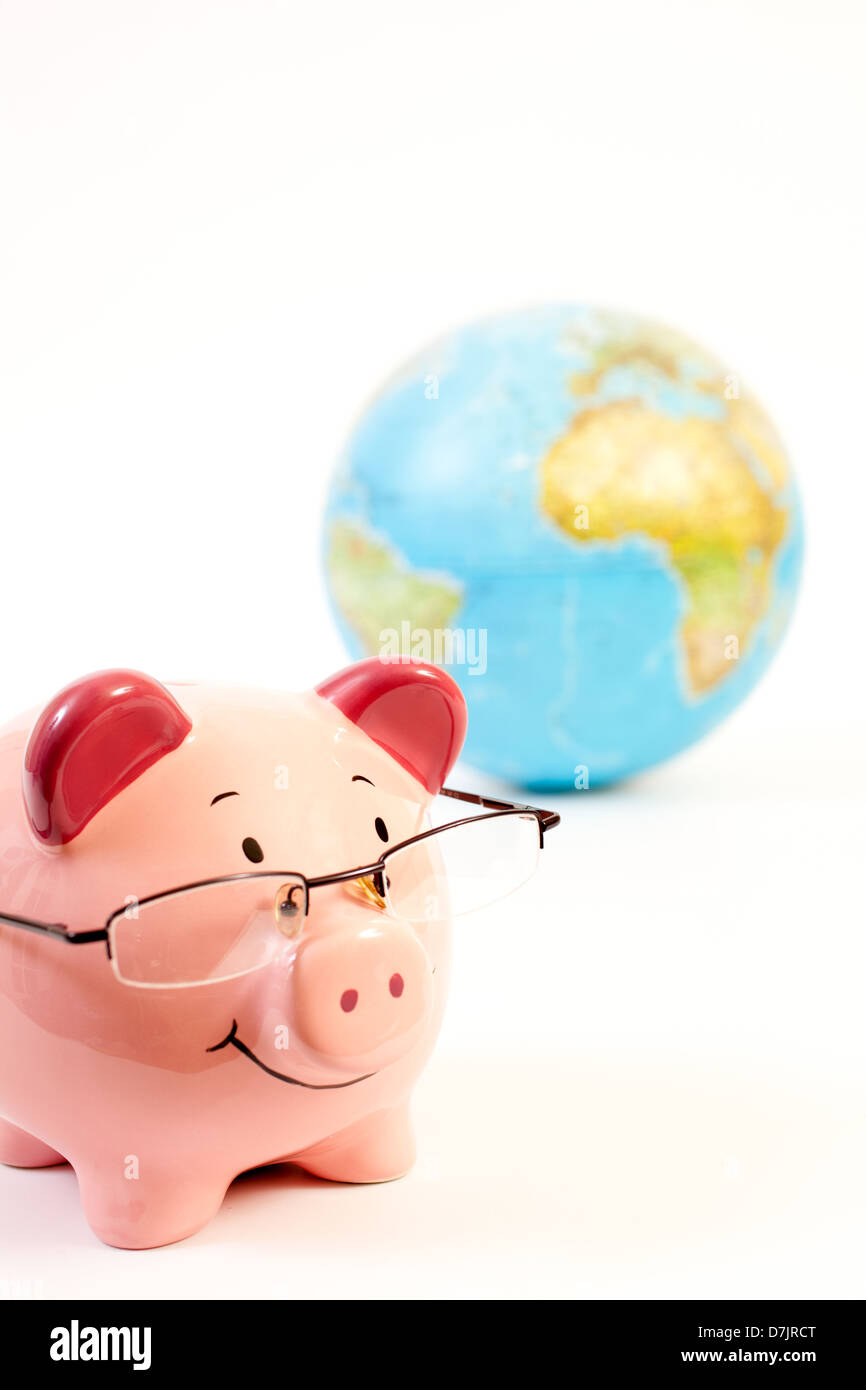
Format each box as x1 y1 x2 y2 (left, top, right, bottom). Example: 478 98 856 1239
207 1020 375 1089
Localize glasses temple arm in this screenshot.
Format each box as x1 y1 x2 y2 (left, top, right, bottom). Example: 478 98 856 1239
0 911 106 944
440 785 561 833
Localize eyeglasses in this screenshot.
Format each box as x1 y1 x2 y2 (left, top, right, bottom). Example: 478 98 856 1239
0 787 560 989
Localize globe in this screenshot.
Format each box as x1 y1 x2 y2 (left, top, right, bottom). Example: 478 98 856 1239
323 306 803 789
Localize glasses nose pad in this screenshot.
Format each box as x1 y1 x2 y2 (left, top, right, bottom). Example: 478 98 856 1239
274 882 306 938
345 872 387 912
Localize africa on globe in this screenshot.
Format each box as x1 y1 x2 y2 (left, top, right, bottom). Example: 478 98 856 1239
323 306 803 788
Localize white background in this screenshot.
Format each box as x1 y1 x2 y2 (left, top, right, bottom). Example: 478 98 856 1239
0 0 864 1299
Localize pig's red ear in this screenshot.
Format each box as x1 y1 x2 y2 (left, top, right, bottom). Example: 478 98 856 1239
23 670 192 846
316 658 467 794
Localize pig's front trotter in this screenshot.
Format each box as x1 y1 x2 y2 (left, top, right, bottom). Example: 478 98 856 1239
73 1155 236 1250
293 1102 416 1184
0 1117 66 1168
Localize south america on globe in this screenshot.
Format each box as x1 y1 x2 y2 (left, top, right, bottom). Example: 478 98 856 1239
323 306 803 788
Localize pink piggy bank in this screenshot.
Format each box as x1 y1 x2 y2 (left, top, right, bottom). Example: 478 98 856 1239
0 660 556 1248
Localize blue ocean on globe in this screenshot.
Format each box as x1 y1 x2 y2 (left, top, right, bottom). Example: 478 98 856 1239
323 305 803 789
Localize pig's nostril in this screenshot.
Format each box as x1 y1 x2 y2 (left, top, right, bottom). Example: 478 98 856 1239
340 989 358 1013
389 973 404 998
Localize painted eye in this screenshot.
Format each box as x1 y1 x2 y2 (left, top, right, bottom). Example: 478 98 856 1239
374 817 389 843
242 837 264 864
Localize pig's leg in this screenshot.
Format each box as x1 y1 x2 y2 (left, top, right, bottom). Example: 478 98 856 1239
0 1117 66 1167
293 1102 415 1183
73 1156 235 1249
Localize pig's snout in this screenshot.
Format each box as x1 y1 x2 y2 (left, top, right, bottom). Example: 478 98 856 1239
292 923 432 1063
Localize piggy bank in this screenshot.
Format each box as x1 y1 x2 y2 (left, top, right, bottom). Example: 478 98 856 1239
0 659 478 1248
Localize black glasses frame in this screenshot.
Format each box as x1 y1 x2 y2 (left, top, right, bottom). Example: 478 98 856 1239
0 786 561 948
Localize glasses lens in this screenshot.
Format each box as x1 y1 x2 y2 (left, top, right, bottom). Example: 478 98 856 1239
110 874 307 986
383 813 541 923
